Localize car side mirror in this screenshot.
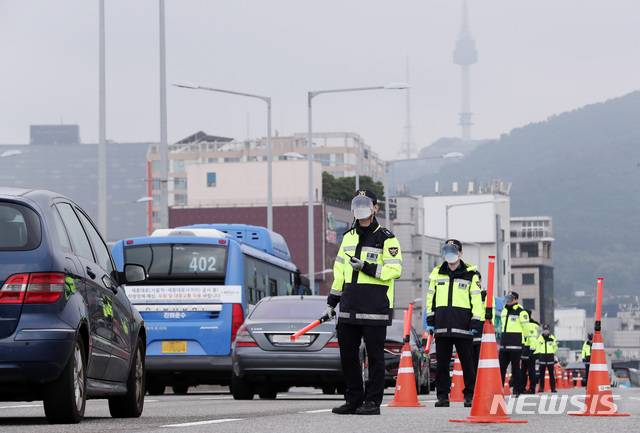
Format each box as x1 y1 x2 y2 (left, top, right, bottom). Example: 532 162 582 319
122 263 147 283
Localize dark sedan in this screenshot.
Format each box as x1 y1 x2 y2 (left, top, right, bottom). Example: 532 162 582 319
231 295 343 400
564 361 587 386
361 320 430 394
0 188 147 424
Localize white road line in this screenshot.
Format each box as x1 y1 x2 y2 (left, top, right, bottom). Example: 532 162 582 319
0 404 42 409
161 418 243 427
301 409 332 413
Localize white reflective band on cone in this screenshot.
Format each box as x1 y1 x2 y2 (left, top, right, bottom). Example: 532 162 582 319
453 370 464 376
478 359 500 369
593 343 605 350
398 367 414 374
402 351 411 356
589 364 608 371
481 333 496 342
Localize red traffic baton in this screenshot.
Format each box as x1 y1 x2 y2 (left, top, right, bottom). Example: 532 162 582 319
290 315 331 341
423 334 433 353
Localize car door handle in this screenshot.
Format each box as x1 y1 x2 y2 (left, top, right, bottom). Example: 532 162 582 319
86 267 96 279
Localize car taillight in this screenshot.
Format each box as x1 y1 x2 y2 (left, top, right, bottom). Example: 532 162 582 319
384 343 403 354
0 273 64 304
234 325 257 347
326 336 340 348
231 304 245 343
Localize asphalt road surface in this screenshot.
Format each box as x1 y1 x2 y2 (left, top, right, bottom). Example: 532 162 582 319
0 386 637 432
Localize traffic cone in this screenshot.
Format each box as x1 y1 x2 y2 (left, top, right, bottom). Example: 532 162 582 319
569 331 629 417
556 368 565 389
541 369 551 392
450 353 464 402
502 374 511 395
450 320 526 424
387 340 424 407
576 371 584 387
563 370 569 388
568 371 575 388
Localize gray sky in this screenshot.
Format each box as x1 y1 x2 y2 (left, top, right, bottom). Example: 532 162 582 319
1 1 639 160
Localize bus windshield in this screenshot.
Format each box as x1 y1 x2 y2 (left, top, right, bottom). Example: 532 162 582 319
124 243 227 281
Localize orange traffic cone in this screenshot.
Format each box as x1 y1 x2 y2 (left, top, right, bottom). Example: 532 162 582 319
556 368 565 389
450 353 464 402
502 374 511 395
563 371 570 388
576 371 584 387
568 371 575 388
387 340 424 407
540 370 551 392
569 331 629 417
450 319 526 424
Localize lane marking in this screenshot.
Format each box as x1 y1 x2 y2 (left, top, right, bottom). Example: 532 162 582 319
162 418 243 427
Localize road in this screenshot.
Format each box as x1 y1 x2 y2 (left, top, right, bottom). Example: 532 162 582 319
0 386 637 432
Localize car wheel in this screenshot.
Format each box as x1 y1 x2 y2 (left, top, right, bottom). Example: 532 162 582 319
146 379 166 396
258 387 278 399
109 337 145 418
43 337 86 424
321 385 336 395
171 384 189 395
231 371 255 400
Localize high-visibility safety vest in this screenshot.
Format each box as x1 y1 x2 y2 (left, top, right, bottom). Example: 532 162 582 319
582 340 592 362
327 220 402 326
526 321 540 352
534 334 558 355
500 304 532 351
426 260 483 339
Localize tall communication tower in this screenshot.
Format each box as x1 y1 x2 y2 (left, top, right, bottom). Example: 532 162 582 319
398 60 418 160
453 0 478 141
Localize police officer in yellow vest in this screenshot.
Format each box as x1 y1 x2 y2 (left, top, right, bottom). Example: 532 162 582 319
535 324 558 392
521 310 540 393
499 291 532 397
426 239 483 408
582 332 593 383
326 190 402 416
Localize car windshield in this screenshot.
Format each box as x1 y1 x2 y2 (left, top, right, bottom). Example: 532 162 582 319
0 202 41 251
615 369 630 378
249 298 328 320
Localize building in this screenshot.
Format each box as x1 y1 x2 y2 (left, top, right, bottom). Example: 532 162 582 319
509 216 555 328
146 131 385 231
0 125 150 243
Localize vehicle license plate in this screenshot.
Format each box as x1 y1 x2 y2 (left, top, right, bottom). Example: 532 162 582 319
162 341 187 353
272 334 310 343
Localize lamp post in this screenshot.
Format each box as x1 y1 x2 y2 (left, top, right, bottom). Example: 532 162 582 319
384 152 464 224
173 82 273 231
307 82 409 293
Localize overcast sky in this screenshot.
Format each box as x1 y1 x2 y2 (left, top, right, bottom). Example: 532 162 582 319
1 1 639 160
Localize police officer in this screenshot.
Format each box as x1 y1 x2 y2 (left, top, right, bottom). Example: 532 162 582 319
522 310 540 393
535 324 558 392
499 291 532 397
326 190 402 416
582 332 593 383
426 239 483 408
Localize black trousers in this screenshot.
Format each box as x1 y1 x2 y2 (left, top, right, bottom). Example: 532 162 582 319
538 354 556 391
499 350 524 394
520 347 535 390
473 342 481 372
525 353 538 390
435 337 475 400
337 322 386 407
584 355 591 383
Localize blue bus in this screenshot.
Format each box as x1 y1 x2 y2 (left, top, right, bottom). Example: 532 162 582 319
111 224 309 395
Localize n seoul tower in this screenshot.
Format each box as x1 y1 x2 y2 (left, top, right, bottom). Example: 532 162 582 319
453 0 478 141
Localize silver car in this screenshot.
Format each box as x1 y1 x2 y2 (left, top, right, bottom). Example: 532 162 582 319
231 295 342 400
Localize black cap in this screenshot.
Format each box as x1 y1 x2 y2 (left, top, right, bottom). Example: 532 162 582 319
508 290 519 300
355 189 377 205
542 324 550 331
588 332 593 340
444 239 462 252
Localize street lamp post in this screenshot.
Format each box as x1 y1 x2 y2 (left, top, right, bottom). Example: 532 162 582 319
173 82 273 231
384 152 464 224
307 83 409 294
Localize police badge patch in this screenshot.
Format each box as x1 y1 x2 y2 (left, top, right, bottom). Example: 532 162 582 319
388 247 398 257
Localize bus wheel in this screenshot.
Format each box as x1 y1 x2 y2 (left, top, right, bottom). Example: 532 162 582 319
172 384 189 395
146 381 165 396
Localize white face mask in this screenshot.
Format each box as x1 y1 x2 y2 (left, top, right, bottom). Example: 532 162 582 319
444 253 458 263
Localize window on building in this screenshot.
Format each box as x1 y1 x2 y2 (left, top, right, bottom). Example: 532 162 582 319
151 178 162 190
174 194 187 206
511 274 515 285
522 273 535 285
173 159 186 172
174 177 187 190
520 243 538 258
151 160 160 174
522 298 535 310
207 172 216 187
